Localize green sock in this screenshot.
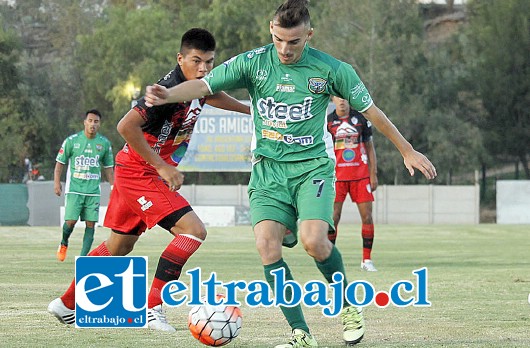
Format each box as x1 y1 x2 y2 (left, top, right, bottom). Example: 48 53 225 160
264 258 310 333
80 227 95 256
315 245 349 307
61 223 74 246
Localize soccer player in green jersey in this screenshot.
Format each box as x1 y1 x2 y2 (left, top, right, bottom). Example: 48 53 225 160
145 1 437 346
54 109 114 261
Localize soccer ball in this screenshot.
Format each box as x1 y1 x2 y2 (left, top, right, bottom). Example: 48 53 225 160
188 294 242 347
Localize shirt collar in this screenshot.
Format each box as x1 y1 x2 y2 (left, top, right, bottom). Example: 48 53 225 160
175 64 186 81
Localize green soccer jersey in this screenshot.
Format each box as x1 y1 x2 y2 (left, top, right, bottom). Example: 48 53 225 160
56 131 114 196
203 43 373 162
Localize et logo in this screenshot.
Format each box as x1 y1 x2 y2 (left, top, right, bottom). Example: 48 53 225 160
75 256 148 328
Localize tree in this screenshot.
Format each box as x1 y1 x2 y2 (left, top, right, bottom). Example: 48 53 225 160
465 0 530 178
76 4 184 148
0 0 107 179
0 19 31 181
314 0 484 184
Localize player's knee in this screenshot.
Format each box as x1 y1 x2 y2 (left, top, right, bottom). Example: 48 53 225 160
106 239 135 256
361 215 373 225
301 234 331 260
187 222 207 240
171 217 207 240
255 234 281 257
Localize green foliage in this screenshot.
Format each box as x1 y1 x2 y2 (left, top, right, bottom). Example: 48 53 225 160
199 0 276 61
1 0 98 181
0 20 27 181
465 0 530 178
0 0 527 183
76 4 182 148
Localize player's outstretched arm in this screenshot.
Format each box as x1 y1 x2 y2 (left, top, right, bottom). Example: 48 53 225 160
206 92 250 115
145 80 212 107
362 104 437 180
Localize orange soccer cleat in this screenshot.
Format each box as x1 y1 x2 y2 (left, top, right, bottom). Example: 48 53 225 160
56 244 68 262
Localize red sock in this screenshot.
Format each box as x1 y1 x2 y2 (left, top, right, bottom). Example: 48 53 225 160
148 234 202 308
60 242 112 309
362 224 374 261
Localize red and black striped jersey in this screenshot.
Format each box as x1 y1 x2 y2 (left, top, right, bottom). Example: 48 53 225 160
327 110 372 181
116 66 206 172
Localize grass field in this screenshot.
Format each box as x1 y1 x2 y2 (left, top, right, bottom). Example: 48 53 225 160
0 224 529 348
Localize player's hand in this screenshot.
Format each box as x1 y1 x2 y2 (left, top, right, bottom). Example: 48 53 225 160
145 84 169 107
403 150 437 180
156 163 184 191
370 175 378 192
54 182 62 196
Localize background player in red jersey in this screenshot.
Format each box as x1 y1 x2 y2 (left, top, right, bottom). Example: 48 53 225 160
47 28 250 331
327 96 379 272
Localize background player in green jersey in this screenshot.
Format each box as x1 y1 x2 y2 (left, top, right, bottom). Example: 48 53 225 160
54 109 114 261
145 1 436 346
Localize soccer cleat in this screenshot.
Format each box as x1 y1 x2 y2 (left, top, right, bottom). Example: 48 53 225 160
361 259 378 272
56 244 68 262
274 328 318 348
147 305 176 332
48 298 75 325
341 306 365 345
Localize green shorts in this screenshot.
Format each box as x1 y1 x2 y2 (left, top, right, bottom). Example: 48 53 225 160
64 193 100 222
248 157 336 246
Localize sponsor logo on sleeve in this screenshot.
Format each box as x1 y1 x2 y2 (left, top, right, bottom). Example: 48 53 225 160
222 56 237 66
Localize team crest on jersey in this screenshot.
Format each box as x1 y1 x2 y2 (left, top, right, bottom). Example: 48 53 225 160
96 144 103 151
308 78 327 94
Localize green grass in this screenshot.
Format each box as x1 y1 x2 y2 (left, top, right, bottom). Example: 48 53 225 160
0 224 529 347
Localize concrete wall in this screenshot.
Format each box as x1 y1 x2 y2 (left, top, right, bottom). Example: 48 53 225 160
25 181 479 226
496 180 530 224
27 181 111 226
339 184 479 225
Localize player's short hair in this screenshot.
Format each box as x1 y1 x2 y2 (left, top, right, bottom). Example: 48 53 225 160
180 28 216 53
85 109 102 119
273 0 311 28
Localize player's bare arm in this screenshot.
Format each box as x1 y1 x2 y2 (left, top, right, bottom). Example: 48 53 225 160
362 104 437 180
205 92 250 115
145 80 211 107
53 162 64 196
366 139 378 191
117 109 184 191
104 167 114 186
